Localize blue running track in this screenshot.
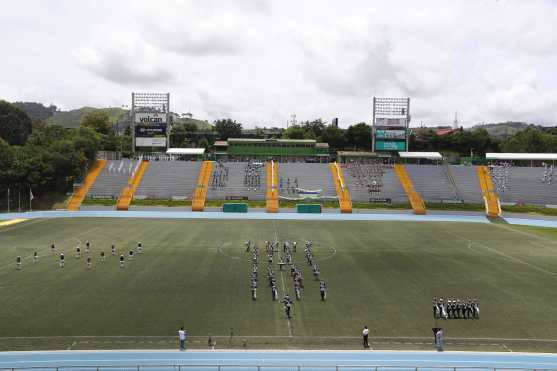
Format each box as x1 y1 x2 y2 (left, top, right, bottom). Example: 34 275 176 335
1 350 557 370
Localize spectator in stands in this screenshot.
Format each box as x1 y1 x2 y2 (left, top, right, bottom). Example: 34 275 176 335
178 327 187 351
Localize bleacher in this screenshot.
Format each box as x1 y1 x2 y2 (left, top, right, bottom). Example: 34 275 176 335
88 159 137 198
206 162 266 201
492 166 557 205
135 161 201 199
449 165 483 203
278 163 337 199
405 164 457 203
343 164 407 203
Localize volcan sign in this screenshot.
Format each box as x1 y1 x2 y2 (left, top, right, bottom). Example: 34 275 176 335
134 112 167 124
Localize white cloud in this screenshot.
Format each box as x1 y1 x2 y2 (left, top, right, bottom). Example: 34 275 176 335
1 0 557 127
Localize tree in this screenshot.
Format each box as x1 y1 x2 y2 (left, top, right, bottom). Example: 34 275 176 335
0 100 33 145
283 125 305 139
346 122 371 150
198 137 210 149
81 111 112 135
214 118 242 140
321 125 346 151
13 102 57 121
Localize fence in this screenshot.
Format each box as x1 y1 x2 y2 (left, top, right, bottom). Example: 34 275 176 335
1 365 555 371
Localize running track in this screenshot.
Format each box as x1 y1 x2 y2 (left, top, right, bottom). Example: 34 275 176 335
1 210 557 229
1 350 557 370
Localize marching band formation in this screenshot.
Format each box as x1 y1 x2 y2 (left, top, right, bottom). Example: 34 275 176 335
433 297 480 320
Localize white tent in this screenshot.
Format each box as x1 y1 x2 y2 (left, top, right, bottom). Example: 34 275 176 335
398 151 443 160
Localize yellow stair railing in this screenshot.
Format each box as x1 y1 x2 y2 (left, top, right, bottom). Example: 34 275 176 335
476 165 502 218
116 160 149 211
329 162 352 213
67 159 106 211
192 161 213 212
394 164 426 215
266 161 279 213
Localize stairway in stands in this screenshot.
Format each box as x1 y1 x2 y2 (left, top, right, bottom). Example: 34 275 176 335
329 162 352 213
67 159 106 211
394 164 426 215
116 160 149 211
476 165 502 218
192 161 213 211
266 161 279 213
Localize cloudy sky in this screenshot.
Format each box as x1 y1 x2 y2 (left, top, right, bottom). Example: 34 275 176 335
1 0 557 128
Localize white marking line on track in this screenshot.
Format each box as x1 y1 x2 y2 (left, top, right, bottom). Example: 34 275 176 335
4 358 557 366
273 219 293 338
444 230 557 277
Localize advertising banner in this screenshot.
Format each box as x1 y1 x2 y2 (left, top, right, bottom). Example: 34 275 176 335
136 137 167 147
375 129 406 140
375 140 406 151
375 117 407 127
134 112 167 124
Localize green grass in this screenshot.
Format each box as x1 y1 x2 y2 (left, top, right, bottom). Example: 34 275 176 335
2 218 557 351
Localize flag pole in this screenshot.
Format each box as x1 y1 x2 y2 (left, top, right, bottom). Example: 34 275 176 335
7 188 9 213
29 186 32 212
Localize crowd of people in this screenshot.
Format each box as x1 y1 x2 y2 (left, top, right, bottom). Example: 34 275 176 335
211 161 229 190
246 239 328 319
15 241 145 270
432 297 480 320
344 161 385 197
279 177 299 195
488 162 512 192
244 162 263 191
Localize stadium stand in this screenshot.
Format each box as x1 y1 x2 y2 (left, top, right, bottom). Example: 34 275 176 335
266 161 279 213
278 163 337 200
477 165 501 217
135 161 201 199
116 160 149 211
192 161 213 211
489 165 557 206
342 161 407 203
329 162 352 213
405 164 458 202
88 159 139 199
449 165 483 203
67 159 106 211
206 161 266 201
394 164 426 214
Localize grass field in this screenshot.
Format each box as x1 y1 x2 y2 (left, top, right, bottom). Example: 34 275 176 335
1 217 557 351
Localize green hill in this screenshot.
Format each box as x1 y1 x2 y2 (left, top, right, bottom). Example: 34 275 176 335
46 107 129 128
174 116 213 130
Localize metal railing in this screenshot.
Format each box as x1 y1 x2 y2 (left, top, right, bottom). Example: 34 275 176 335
1 365 556 371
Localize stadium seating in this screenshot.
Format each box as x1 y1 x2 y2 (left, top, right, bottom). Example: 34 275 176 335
206 162 266 201
492 166 557 205
135 161 201 199
342 163 408 203
88 159 139 199
278 163 337 199
449 165 483 203
405 165 458 202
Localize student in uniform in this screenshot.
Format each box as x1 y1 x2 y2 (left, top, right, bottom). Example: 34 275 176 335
75 246 81 258
51 243 56 253
320 280 327 301
111 245 116 256
85 241 91 254
59 253 65 268
33 251 38 263
137 242 143 254
128 250 134 260
119 254 125 268
16 256 22 270
86 257 92 269
100 251 105 262
362 326 370 348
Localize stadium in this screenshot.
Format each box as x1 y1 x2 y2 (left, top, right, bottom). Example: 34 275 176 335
4 1 557 369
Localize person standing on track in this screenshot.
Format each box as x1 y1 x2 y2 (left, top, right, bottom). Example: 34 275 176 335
362 326 370 348
178 327 187 351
